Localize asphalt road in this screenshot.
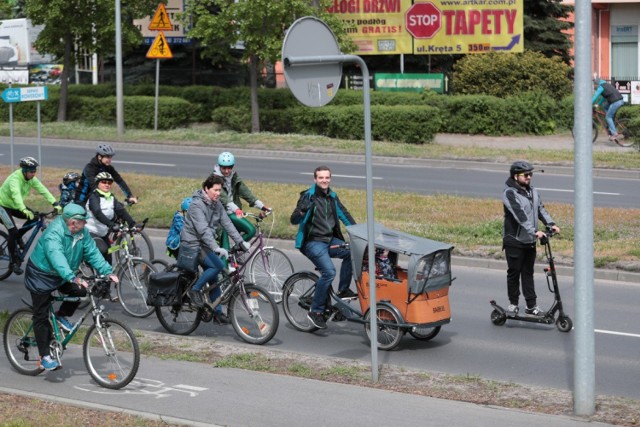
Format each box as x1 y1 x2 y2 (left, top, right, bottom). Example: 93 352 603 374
1 137 639 208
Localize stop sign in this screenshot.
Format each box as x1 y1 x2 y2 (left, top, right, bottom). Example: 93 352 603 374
405 2 441 39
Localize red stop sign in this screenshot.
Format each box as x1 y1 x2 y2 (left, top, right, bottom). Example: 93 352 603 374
405 2 441 39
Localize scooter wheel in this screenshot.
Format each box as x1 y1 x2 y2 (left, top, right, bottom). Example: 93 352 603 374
491 309 506 326
556 316 573 332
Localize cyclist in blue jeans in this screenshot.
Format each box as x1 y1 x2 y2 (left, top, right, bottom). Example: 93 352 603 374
290 165 357 330
592 78 625 141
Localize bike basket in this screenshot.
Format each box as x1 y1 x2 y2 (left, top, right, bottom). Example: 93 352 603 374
146 271 181 306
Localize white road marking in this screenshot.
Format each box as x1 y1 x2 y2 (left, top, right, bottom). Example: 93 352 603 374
174 384 208 392
537 187 620 196
300 172 382 180
595 329 640 339
113 160 175 167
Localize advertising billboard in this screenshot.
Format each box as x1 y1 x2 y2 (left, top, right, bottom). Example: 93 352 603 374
327 0 523 55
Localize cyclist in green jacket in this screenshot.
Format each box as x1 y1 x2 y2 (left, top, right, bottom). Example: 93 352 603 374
0 157 62 275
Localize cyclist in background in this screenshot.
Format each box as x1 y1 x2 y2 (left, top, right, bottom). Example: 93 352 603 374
592 78 625 141
58 171 80 207
24 203 117 371
213 152 270 251
0 157 62 275
75 144 137 205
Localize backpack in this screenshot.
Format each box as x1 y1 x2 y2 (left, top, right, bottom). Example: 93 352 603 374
165 211 184 257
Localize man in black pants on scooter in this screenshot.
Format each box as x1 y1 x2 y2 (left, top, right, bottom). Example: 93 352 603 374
503 161 560 316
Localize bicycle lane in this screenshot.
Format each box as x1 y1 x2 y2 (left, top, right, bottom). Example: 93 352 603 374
0 348 612 427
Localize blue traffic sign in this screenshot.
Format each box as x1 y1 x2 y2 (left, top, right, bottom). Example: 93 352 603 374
1 86 48 103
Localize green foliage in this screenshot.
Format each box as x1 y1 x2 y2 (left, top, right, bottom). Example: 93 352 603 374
524 0 574 65
452 51 573 98
211 106 252 133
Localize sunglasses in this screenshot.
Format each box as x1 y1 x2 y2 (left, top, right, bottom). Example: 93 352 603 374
100 180 113 184
517 172 533 178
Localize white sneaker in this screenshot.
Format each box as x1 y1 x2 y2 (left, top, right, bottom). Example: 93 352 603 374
507 304 519 313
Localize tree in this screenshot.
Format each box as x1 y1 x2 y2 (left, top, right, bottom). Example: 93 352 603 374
524 0 574 65
24 0 156 121
184 0 353 133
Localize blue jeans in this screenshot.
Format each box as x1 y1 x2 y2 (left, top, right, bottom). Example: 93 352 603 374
302 238 352 313
192 250 224 314
605 99 624 136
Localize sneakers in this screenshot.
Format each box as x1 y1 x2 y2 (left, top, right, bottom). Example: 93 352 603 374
39 355 59 371
609 133 624 141
337 289 358 299
188 289 204 307
307 311 327 329
507 304 519 314
57 316 74 332
525 305 544 316
212 312 231 325
11 262 23 276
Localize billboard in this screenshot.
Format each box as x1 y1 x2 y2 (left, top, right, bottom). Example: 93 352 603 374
0 18 54 66
327 0 523 55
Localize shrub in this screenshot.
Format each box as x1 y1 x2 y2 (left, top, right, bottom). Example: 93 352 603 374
452 51 573 99
211 106 251 132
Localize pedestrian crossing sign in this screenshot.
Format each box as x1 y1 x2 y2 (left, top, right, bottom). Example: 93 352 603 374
146 32 173 59
148 3 173 31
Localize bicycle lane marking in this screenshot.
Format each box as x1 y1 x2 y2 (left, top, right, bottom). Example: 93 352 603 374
74 377 208 397
536 187 621 196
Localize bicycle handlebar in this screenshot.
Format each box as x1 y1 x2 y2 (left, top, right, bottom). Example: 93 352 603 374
243 209 273 222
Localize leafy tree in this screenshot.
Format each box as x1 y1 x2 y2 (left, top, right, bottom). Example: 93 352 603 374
524 0 574 65
23 0 156 121
0 0 22 19
184 0 353 133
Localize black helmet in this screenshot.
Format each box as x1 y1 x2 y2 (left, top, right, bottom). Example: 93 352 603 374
63 171 79 185
510 161 534 176
96 144 115 156
19 157 39 169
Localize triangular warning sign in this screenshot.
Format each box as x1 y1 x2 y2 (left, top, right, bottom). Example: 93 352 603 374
148 3 172 31
146 32 173 59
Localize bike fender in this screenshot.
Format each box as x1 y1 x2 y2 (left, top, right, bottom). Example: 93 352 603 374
364 300 405 325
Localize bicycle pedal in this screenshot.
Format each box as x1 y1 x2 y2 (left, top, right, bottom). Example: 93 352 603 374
332 312 347 322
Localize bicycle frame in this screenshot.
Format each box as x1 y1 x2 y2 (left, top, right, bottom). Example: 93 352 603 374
13 211 55 263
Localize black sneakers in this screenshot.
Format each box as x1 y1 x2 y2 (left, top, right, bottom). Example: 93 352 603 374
337 289 357 299
10 262 23 275
307 311 327 329
188 289 204 307
525 306 544 316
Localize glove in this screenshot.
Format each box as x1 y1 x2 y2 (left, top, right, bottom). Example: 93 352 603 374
235 209 243 219
214 247 229 259
240 241 251 252
110 224 121 233
299 198 312 215
22 210 34 220
261 206 271 213
52 202 62 215
133 223 144 232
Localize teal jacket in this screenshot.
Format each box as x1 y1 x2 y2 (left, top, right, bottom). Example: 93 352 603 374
29 215 112 284
0 169 56 211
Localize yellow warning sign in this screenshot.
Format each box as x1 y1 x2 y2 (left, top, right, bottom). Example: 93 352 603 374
146 32 173 59
148 3 172 31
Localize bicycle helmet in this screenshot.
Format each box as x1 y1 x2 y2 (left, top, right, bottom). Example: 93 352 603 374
96 144 116 157
181 197 192 211
63 171 80 185
95 171 114 183
509 161 534 176
218 152 235 167
19 156 39 169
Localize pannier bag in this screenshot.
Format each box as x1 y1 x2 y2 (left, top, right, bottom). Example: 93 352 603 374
175 245 200 273
146 271 181 306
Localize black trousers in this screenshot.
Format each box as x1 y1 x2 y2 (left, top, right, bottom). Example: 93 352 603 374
2 206 37 263
30 278 86 358
505 244 537 308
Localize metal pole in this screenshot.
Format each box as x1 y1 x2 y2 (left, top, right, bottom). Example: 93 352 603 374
115 0 124 135
37 100 42 181
8 82 13 167
573 0 595 416
154 59 160 131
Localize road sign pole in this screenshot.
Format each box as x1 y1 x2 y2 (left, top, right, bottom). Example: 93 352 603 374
37 100 42 180
115 0 124 136
9 102 13 167
154 59 160 131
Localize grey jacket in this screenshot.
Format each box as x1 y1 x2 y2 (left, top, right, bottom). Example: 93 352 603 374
180 189 243 253
502 177 555 248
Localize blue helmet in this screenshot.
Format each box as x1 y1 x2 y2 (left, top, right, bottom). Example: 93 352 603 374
181 197 192 211
218 152 235 167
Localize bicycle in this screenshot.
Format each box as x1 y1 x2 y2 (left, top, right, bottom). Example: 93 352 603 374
239 211 294 304
572 105 637 147
155 244 279 345
0 210 56 281
110 200 154 263
3 275 140 389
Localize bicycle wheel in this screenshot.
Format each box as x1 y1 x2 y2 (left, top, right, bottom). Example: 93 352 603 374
570 119 598 144
282 272 319 333
615 118 636 147
150 258 170 270
113 231 154 264
409 325 441 341
117 259 157 318
0 230 13 281
228 284 279 345
364 305 403 351
3 308 44 376
83 318 140 389
156 296 202 335
248 247 293 304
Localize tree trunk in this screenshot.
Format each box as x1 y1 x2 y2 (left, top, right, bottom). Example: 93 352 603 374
249 54 260 133
56 32 74 122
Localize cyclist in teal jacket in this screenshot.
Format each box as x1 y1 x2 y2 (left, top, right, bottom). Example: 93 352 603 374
24 203 117 371
0 157 61 275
